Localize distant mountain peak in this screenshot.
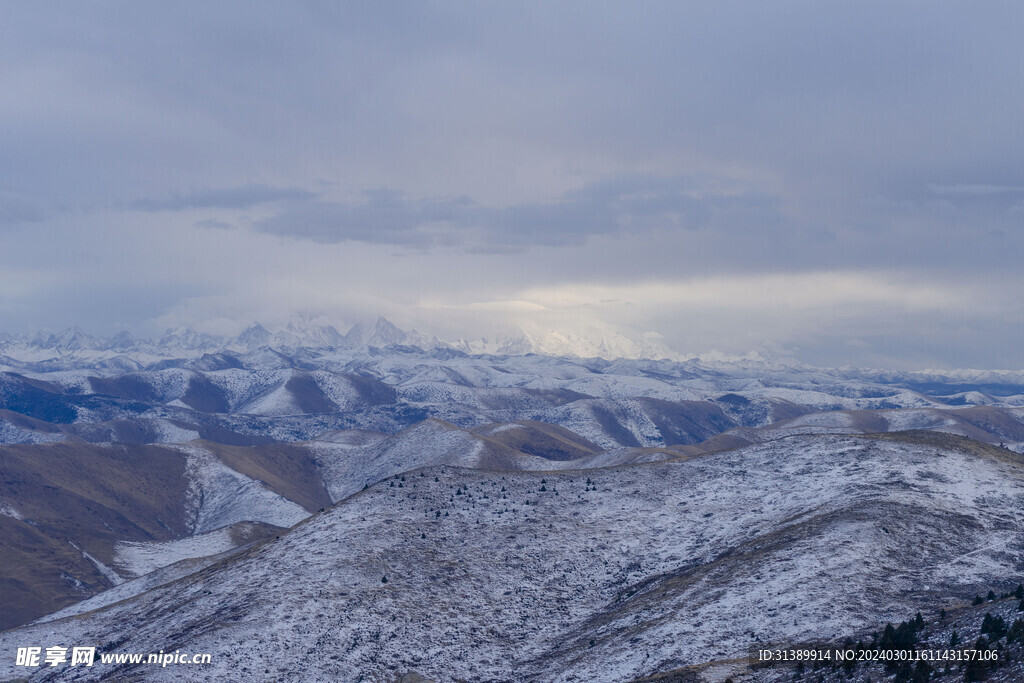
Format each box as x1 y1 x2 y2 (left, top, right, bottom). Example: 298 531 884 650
157 327 223 350
371 317 406 343
53 327 100 351
234 322 273 349
103 330 137 351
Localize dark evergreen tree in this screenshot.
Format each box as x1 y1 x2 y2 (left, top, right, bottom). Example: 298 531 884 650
1008 618 1024 644
985 614 1006 640
963 636 992 682
911 659 931 683
840 638 857 675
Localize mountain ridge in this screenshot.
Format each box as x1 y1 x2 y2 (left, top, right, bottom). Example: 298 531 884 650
0 317 682 363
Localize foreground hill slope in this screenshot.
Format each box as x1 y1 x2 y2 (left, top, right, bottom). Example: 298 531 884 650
0 440 314 630
3 432 1023 681
0 420 678 630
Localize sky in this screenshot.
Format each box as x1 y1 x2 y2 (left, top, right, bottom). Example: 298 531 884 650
1 1 1023 369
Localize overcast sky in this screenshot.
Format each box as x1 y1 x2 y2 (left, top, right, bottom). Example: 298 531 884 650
2 2 1023 368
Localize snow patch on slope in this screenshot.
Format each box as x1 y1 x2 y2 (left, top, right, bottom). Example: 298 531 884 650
152 419 201 443
0 419 63 445
0 501 23 520
69 542 123 586
237 381 300 416
35 551 245 625
180 444 310 533
114 528 237 578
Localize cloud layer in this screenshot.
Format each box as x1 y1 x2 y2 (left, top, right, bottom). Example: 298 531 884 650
1 2 1022 368
250 175 778 248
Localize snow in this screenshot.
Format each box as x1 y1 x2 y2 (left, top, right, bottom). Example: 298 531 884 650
151 419 201 443
782 411 854 429
309 419 676 504
206 368 291 412
237 381 299 416
0 501 23 519
310 420 498 501
114 528 237 578
8 342 1024 457
69 542 123 587
5 434 1022 681
34 548 243 624
0 418 64 445
179 444 311 533
21 369 97 393
476 422 522 434
884 408 958 431
311 371 360 408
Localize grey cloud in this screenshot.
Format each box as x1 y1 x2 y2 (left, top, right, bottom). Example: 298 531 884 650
254 176 781 247
0 192 46 226
131 184 318 212
253 190 473 245
193 219 233 230
929 185 1024 197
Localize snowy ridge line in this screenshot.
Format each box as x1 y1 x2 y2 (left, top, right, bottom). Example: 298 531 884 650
10 321 1024 379
0 317 682 363
6 347 1024 451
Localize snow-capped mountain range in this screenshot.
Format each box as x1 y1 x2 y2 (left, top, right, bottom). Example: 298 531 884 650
7 319 1024 391
0 317 680 364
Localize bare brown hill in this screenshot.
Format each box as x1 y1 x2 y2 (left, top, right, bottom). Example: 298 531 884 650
0 443 189 629
471 420 602 460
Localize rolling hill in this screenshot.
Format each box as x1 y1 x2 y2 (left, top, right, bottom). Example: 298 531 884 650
2 432 1022 681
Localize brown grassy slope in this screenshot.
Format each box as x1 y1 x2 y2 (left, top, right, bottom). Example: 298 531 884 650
0 443 190 630
472 420 602 461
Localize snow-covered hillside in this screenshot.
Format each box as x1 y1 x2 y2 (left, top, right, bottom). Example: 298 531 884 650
4 433 1022 681
0 415 685 631
6 342 1024 451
